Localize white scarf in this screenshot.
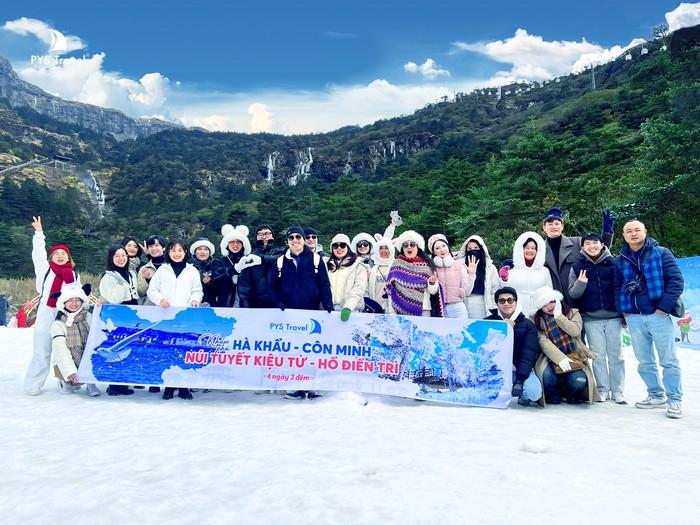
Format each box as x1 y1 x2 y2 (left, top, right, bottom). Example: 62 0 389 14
433 254 455 268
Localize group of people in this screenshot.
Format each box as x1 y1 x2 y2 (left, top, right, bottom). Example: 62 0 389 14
22 206 685 418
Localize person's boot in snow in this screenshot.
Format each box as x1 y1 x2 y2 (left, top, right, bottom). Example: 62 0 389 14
177 388 193 399
162 387 175 400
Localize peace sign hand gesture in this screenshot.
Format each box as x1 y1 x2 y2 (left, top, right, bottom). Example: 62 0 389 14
31 216 42 232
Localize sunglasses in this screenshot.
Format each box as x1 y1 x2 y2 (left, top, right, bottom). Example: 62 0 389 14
287 234 303 241
305 234 317 240
356 241 371 248
497 297 516 305
402 241 417 248
332 242 348 250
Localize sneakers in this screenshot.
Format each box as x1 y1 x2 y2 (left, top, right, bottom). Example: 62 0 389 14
597 391 609 402
177 388 193 399
58 379 80 395
284 390 307 400
667 400 682 419
612 392 627 405
86 384 101 397
107 385 135 396
162 387 175 400
635 395 667 409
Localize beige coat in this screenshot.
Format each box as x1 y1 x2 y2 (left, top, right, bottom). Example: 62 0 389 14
534 309 599 405
328 260 369 311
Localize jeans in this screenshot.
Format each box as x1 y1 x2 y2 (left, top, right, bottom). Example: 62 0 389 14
514 370 542 402
541 362 587 402
584 317 624 396
626 313 682 401
445 301 468 318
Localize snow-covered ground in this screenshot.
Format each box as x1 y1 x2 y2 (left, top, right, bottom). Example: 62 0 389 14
1 326 698 524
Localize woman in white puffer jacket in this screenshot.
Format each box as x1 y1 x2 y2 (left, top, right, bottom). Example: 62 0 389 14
501 231 553 319
327 233 369 321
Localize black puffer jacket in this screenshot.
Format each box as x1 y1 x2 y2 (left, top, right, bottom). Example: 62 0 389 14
210 252 244 307
238 242 285 308
191 257 217 306
486 311 540 382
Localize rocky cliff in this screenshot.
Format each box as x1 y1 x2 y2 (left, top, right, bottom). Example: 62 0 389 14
0 55 181 141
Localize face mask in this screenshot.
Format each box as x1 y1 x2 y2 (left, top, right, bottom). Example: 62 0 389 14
466 249 481 258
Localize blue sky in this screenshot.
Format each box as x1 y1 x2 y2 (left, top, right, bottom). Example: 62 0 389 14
1 1 697 133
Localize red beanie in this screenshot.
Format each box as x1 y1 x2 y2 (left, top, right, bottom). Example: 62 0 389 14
48 244 72 256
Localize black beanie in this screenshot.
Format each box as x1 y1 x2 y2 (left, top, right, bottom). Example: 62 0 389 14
494 286 518 302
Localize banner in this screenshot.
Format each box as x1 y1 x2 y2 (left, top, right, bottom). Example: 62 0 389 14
675 256 700 349
77 305 514 408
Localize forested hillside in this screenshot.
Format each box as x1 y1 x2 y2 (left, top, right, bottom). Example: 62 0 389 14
0 40 698 277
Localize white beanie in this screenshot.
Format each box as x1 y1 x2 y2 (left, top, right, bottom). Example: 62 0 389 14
351 233 376 254
394 230 425 252
331 233 352 248
190 238 216 257
220 224 251 256
427 233 448 254
533 286 564 311
56 284 88 325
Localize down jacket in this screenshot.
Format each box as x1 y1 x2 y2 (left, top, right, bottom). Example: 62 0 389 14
505 232 553 318
146 263 203 307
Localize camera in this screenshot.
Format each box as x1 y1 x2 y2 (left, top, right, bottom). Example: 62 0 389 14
624 278 642 296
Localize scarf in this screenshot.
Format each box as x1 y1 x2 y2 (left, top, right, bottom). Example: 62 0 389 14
170 260 187 278
433 254 455 268
543 314 576 355
386 255 434 316
619 240 664 311
328 254 357 272
47 262 76 307
58 309 90 366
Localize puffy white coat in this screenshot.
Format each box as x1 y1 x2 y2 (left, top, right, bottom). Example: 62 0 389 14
32 232 80 306
458 234 499 316
99 270 139 305
328 260 369 311
505 231 553 318
50 311 92 380
147 263 203 307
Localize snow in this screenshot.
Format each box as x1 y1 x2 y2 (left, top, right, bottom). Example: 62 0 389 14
1 326 699 524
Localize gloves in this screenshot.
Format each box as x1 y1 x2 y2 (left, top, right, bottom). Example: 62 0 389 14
511 380 524 398
340 307 351 322
602 208 616 234
498 266 510 281
553 300 562 318
326 305 334 314
558 357 573 373
234 254 262 273
277 302 286 311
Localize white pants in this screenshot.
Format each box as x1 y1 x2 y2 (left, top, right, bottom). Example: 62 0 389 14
465 294 487 319
24 304 56 393
445 302 468 319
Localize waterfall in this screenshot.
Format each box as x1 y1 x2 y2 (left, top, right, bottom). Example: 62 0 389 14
80 170 105 218
289 147 313 186
266 152 280 182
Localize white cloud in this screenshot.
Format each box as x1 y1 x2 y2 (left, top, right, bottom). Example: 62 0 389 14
248 103 274 132
666 2 700 31
15 53 171 117
2 17 84 54
404 58 450 79
452 28 648 82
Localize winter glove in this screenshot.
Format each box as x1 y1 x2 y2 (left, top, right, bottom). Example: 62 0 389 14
511 380 524 398
558 357 573 373
82 283 92 296
277 302 286 311
234 254 262 273
602 208 616 234
553 300 563 318
340 307 351 322
498 266 510 281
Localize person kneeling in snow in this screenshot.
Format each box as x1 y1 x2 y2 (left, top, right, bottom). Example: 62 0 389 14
51 284 100 397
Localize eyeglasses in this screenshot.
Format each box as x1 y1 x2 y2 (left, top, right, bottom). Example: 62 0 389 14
402 242 417 248
356 241 371 248
287 234 303 241
497 298 516 305
305 234 317 240
257 231 273 238
332 242 348 250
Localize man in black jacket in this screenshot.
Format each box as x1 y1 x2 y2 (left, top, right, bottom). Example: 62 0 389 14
486 287 542 407
238 224 284 308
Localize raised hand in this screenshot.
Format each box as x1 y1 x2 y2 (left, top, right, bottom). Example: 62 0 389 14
577 269 588 283
31 216 42 232
467 255 479 274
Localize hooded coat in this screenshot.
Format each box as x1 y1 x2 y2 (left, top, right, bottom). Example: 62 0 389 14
458 235 499 317
505 231 553 318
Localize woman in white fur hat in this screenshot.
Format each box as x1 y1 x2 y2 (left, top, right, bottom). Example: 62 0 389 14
210 224 261 307
327 233 369 321
50 284 100 397
386 230 444 317
351 233 376 268
366 211 401 313
189 237 217 306
428 234 473 319
532 286 598 405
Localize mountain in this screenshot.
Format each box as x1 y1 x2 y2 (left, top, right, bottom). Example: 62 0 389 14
0 56 181 140
0 34 698 279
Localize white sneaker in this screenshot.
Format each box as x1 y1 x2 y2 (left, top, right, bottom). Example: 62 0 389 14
86 384 101 397
635 395 667 409
597 391 609 402
612 392 627 405
667 400 682 419
25 387 42 396
58 379 79 395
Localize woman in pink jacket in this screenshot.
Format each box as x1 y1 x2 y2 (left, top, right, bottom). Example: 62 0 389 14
428 234 475 318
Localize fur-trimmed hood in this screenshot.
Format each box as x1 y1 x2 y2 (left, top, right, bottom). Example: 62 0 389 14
513 231 547 269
